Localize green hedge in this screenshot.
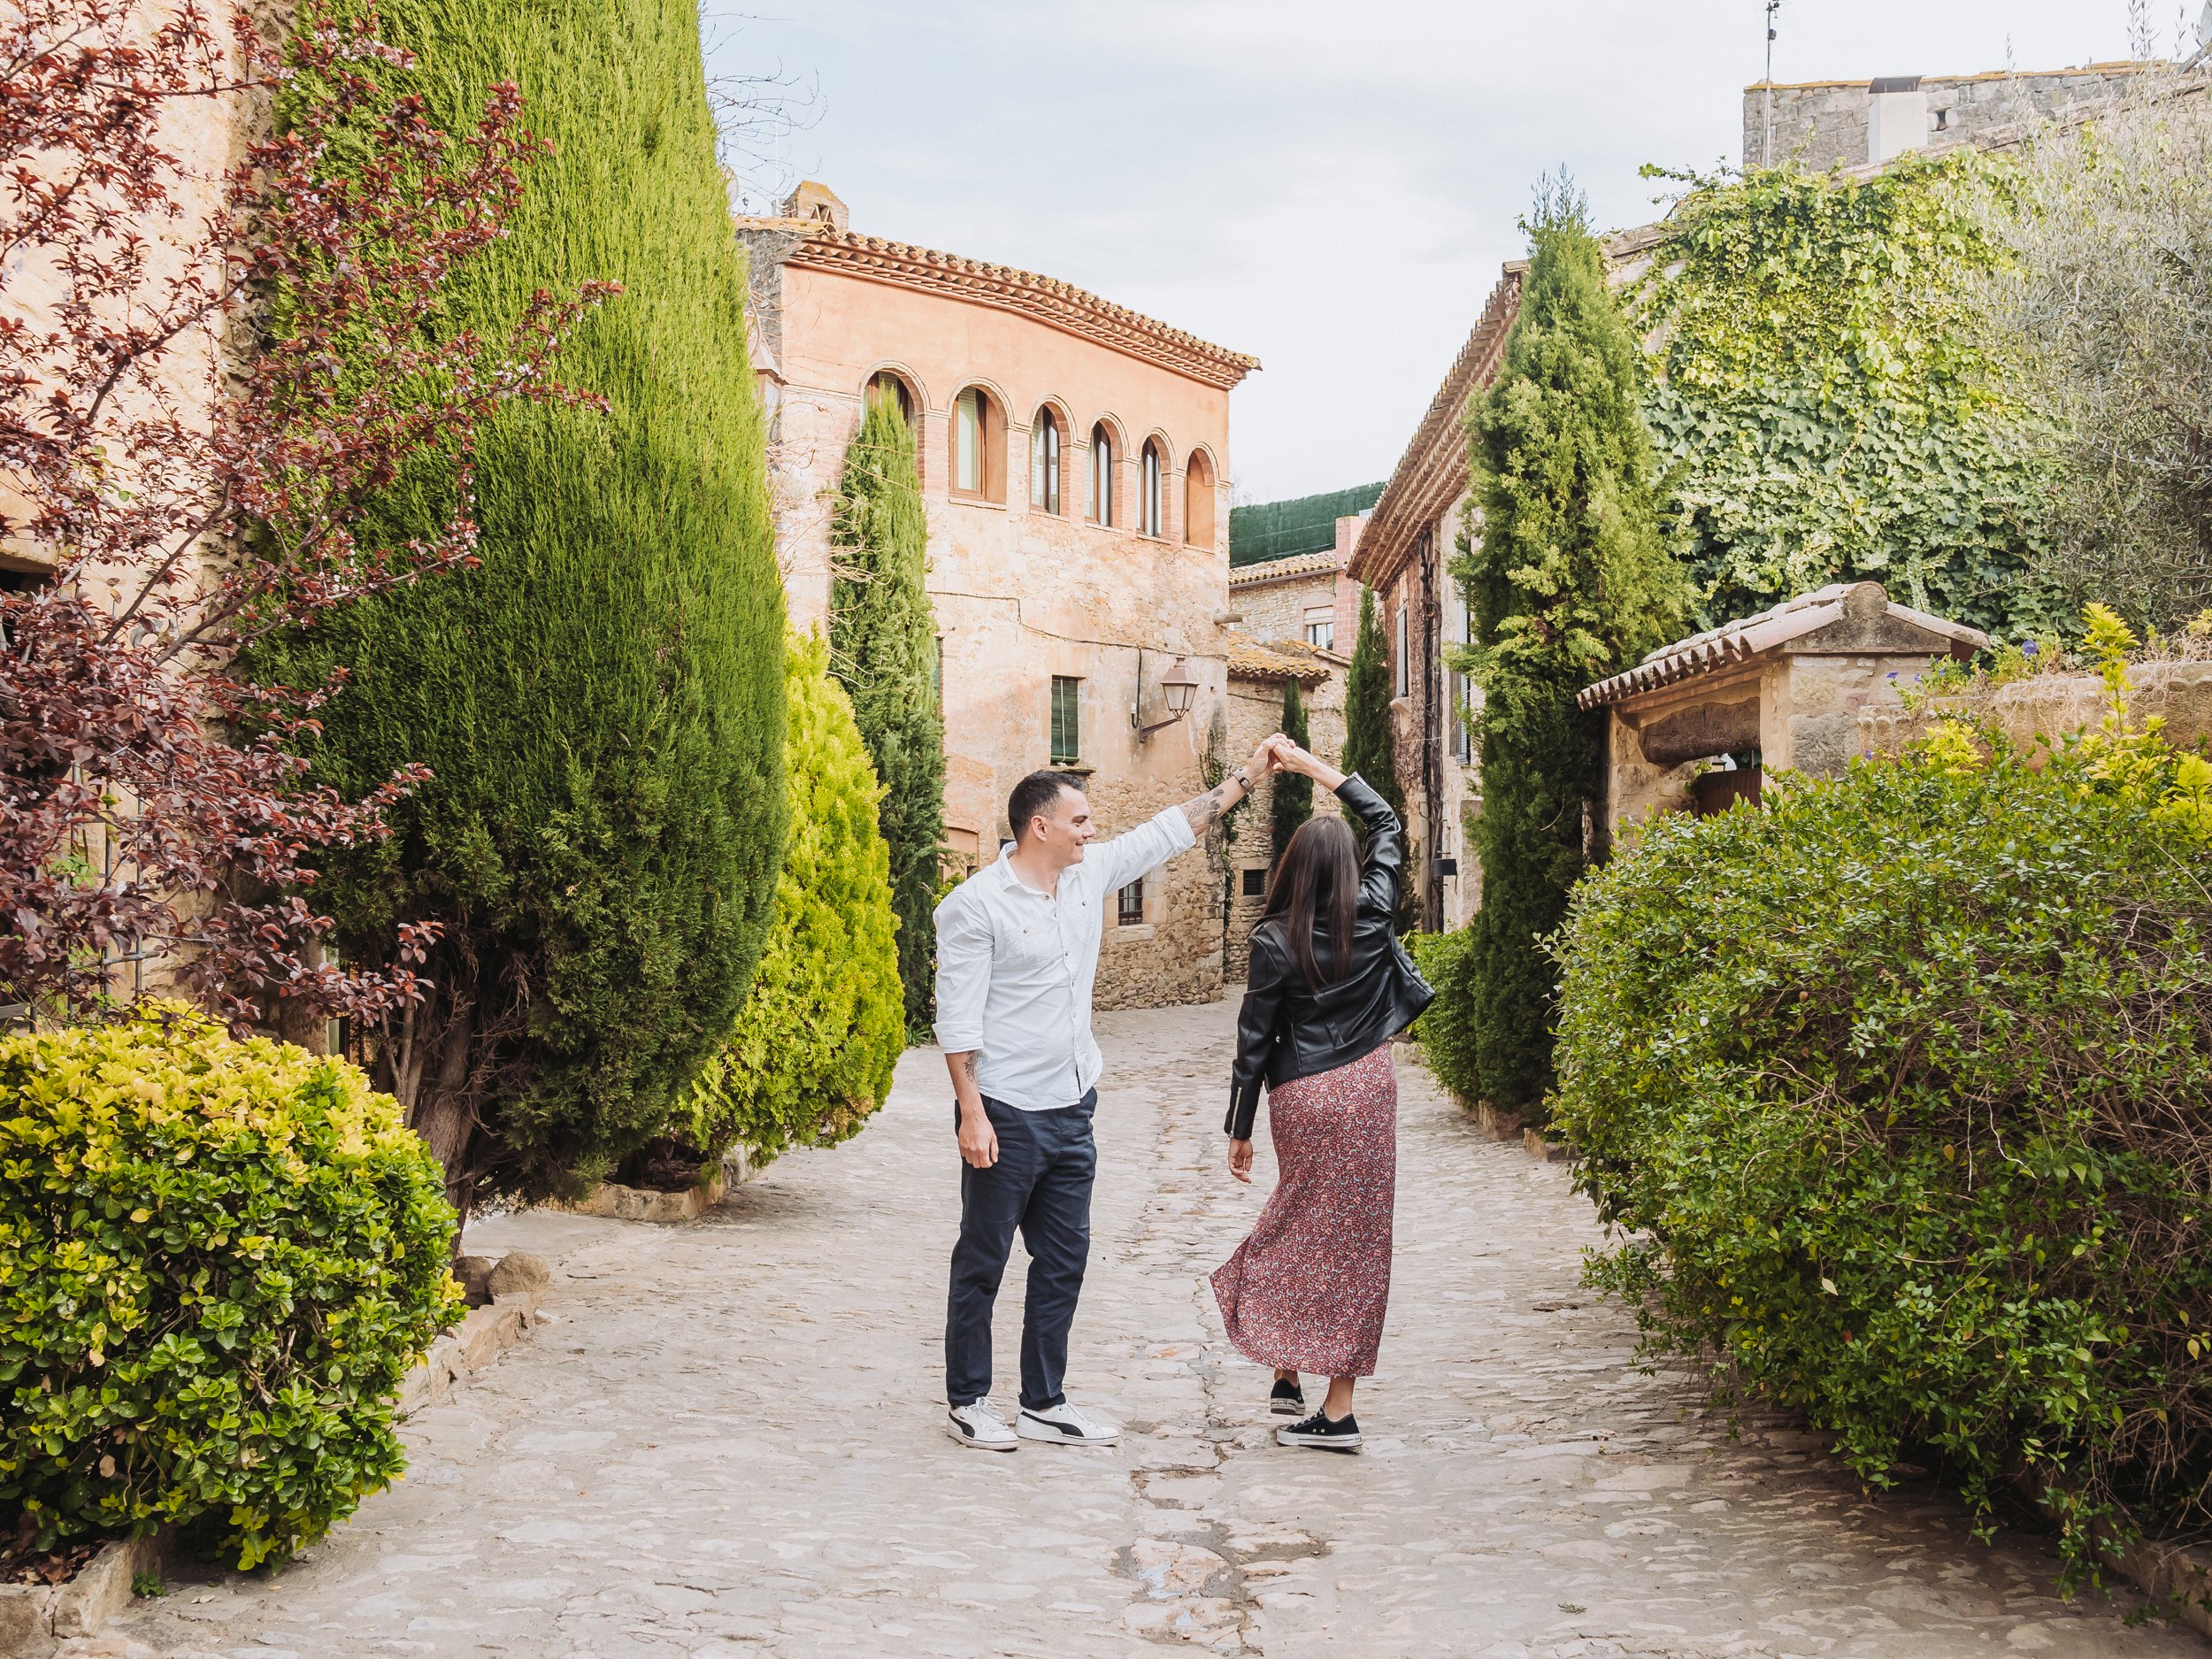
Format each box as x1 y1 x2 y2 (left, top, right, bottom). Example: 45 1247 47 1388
274 0 787 1204
1405 927 1479 1107
679 633 903 1164
1551 700 2212 1572
0 1008 459 1568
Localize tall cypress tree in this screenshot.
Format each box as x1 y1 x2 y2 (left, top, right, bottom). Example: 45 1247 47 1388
1271 676 1313 861
1456 178 1689 1121
263 0 787 1210
830 399 947 1039
1340 585 1401 826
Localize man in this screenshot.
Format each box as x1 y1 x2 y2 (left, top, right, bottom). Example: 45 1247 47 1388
934 739 1283 1451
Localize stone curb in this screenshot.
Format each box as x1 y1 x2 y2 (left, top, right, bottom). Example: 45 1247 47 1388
2015 1475 2212 1643
1445 1089 1578 1163
0 1530 171 1657
2107 1528 2212 1641
565 1145 770 1225
397 1250 554 1417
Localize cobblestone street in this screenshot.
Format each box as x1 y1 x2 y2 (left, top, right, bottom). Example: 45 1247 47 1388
114 1000 2204 1659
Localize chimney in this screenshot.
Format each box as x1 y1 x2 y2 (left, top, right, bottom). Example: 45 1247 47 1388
780 180 849 232
1867 76 1929 165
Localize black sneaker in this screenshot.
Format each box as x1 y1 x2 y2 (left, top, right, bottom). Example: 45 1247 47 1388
1276 1409 1362 1452
1269 1378 1305 1417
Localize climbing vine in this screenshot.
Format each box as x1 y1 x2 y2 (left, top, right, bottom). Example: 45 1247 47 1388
1633 155 2055 637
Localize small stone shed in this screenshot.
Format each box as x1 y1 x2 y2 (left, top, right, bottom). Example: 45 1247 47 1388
1578 581 1988 839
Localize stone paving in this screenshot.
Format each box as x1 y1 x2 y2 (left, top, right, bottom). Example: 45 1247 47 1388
111 1000 2204 1658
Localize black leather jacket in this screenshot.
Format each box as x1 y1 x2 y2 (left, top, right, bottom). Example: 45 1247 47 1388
1226 774 1435 1140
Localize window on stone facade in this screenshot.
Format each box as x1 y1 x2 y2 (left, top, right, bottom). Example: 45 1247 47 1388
1240 867 1267 898
1303 605 1334 652
1394 602 1409 699
1087 425 1115 526
1118 878 1145 926
1450 669 1471 763
1140 441 1165 538
1050 674 1081 764
1031 408 1062 514
952 387 1004 502
1184 450 1217 548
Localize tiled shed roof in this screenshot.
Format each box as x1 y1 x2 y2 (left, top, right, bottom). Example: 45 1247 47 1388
1228 550 1342 588
1577 582 1989 710
1226 634 1340 684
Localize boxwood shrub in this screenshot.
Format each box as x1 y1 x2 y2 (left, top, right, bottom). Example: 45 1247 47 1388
0 1006 461 1567
1552 726 2212 1573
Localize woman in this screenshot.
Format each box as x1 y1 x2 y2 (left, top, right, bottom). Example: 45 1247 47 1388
1210 740 1433 1453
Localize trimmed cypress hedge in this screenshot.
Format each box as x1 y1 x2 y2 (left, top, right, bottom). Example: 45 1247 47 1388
830 399 947 1041
269 0 786 1204
1270 676 1313 862
1456 185 1687 1122
1340 585 1400 829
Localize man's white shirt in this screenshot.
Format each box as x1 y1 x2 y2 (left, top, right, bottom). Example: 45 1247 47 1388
933 804 1196 1110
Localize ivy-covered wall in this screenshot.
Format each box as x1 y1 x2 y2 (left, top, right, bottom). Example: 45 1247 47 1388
1634 157 2053 639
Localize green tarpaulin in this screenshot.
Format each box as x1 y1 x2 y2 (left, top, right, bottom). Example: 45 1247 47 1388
1228 481 1386 568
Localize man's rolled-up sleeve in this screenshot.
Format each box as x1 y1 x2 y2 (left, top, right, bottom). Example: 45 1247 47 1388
1094 804 1197 895
933 893 991 1054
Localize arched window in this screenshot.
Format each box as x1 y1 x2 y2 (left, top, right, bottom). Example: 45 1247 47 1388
1087 424 1115 526
951 386 1005 503
1031 407 1062 514
1140 441 1165 538
1183 450 1216 548
865 371 913 426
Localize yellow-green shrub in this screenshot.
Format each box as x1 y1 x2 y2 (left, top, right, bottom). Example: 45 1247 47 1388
680 632 902 1162
0 1007 460 1566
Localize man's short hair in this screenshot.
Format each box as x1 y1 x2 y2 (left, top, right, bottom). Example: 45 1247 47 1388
1008 770 1085 843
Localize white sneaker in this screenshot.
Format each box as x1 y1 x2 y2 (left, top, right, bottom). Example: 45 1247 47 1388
1018 1401 1120 1446
947 1401 1018 1452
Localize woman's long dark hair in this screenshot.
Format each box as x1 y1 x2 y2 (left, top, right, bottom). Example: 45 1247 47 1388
1261 814 1360 989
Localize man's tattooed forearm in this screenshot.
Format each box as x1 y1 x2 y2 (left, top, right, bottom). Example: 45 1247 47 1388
962 1053 979 1080
1181 782 1233 833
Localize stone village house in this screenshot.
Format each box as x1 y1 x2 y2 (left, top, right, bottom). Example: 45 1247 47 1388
1213 490 1375 979
735 183 1259 1010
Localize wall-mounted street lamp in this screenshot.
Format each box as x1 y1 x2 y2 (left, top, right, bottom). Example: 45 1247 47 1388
1131 654 1199 742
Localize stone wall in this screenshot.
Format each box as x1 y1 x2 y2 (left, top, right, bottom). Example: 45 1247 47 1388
1743 63 2157 170
1231 565 1350 649
1858 659 2212 760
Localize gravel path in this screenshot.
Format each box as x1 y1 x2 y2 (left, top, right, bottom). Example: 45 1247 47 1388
111 1000 2202 1658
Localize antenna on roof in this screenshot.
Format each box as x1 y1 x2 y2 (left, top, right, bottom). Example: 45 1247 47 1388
1763 0 1781 166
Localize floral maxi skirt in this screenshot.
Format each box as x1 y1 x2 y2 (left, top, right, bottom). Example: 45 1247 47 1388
1210 1043 1396 1379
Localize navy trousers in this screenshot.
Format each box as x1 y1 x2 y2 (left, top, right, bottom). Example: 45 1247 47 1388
945 1090 1097 1410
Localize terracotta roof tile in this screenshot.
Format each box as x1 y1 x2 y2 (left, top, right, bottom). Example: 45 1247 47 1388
733 218 1258 390
1576 582 1989 709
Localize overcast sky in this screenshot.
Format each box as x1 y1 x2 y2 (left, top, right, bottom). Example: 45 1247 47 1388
703 1 2177 505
